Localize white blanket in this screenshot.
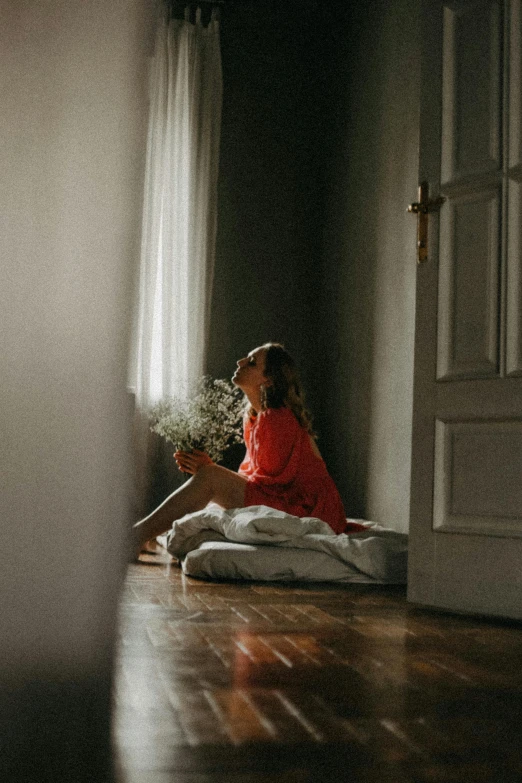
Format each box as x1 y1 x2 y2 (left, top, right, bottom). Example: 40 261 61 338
160 505 408 583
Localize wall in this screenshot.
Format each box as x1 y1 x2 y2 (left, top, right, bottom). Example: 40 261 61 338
190 1 420 530
206 1 325 412
0 1 154 779
316 1 421 531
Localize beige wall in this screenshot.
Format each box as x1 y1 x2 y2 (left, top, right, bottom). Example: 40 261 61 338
0 0 154 778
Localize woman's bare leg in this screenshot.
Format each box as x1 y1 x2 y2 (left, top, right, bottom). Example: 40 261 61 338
132 465 247 554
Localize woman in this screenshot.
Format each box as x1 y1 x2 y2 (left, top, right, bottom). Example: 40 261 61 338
133 343 361 556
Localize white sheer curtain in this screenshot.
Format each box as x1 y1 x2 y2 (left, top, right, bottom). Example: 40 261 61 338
130 5 222 410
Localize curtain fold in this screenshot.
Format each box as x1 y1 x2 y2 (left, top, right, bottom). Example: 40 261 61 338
130 5 222 409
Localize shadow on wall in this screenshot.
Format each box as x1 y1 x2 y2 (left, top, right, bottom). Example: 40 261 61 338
206 0 326 396
316 0 419 532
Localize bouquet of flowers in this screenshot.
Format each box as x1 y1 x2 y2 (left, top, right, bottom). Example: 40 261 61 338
149 377 245 463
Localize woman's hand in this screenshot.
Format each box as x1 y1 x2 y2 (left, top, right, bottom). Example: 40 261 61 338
174 449 214 475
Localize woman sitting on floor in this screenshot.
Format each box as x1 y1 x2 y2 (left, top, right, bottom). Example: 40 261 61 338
133 342 364 557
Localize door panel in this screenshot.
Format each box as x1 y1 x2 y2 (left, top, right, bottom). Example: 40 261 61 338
433 418 522 532
408 0 522 619
441 1 502 181
507 177 522 374
509 0 521 167
437 186 501 379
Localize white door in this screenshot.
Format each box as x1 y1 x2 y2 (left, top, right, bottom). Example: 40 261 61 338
408 0 522 619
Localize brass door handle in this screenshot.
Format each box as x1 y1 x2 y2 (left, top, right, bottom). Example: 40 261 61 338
408 181 446 264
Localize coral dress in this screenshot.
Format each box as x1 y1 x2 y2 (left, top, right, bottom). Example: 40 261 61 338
238 408 365 535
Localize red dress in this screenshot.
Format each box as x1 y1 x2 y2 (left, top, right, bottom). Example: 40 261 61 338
238 407 365 535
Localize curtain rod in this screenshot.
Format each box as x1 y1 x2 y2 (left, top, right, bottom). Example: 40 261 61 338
168 0 259 6
167 0 255 13
170 1 232 5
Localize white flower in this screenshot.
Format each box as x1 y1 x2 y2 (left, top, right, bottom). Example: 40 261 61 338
148 377 245 463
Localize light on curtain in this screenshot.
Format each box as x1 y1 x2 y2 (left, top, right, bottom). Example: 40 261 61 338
130 5 223 409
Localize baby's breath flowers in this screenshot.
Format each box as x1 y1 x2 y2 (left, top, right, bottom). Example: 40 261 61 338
149 377 245 463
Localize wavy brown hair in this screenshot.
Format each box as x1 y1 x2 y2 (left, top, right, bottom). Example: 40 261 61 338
247 342 316 436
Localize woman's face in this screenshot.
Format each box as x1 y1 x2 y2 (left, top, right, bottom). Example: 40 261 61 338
232 347 269 393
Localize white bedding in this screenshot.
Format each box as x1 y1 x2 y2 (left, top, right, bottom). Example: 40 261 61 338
157 505 408 584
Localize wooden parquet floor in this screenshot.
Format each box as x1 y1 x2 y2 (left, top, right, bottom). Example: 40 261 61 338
115 545 522 783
